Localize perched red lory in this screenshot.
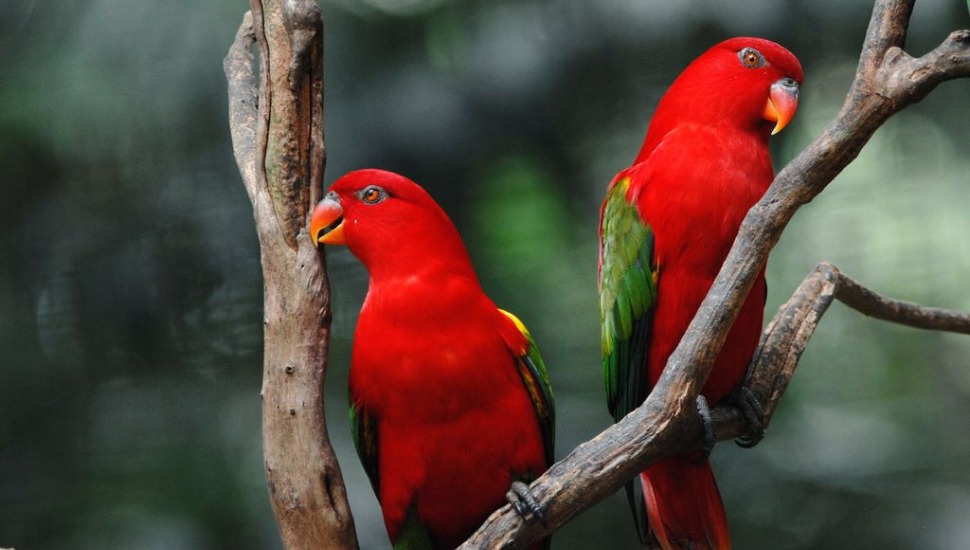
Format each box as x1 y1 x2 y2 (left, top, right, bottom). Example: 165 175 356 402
311 169 554 550
599 38 802 549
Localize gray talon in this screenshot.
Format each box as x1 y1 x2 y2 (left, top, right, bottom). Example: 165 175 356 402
696 395 716 460
733 387 765 448
507 480 546 526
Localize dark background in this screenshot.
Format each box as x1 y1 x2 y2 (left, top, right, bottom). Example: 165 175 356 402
2 0 969 548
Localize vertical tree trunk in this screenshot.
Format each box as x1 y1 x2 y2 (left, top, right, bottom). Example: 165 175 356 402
225 1 359 548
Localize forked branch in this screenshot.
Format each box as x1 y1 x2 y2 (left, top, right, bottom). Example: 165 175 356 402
718 261 970 442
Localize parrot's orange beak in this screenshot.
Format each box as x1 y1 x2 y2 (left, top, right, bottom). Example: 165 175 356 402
763 77 800 135
310 194 346 247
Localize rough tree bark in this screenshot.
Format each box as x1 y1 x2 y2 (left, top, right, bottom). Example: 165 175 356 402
224 0 970 548
224 2 359 549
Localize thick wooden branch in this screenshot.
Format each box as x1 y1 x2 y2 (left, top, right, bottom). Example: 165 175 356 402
458 1 970 547
225 3 358 549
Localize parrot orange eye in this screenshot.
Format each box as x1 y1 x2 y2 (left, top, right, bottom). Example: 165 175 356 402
360 185 387 205
739 48 765 68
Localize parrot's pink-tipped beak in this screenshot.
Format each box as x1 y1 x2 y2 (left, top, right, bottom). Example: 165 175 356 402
310 195 346 246
763 77 800 135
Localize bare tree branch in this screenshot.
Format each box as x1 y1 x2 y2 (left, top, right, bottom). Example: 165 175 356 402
829 265 970 334
723 261 970 440
225 3 358 549
458 0 970 547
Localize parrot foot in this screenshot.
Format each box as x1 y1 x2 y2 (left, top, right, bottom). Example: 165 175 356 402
731 387 766 448
507 481 546 526
696 395 717 460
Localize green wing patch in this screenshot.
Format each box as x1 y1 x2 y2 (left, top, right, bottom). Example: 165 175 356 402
600 176 659 541
600 177 658 423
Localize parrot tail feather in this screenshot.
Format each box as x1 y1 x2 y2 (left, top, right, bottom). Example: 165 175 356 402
641 456 731 550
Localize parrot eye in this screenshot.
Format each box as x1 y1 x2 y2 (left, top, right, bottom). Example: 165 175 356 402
360 185 387 205
739 48 765 68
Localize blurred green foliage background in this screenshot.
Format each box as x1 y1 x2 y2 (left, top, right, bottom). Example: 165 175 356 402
2 0 969 548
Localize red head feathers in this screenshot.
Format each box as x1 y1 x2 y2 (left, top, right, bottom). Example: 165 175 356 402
636 37 803 163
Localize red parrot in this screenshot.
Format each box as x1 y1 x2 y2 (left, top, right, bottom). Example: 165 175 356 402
599 38 802 549
310 169 554 550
